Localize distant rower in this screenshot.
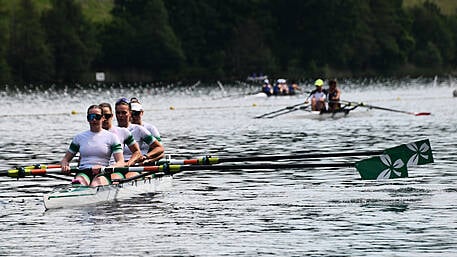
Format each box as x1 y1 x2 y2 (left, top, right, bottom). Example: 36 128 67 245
309 79 327 111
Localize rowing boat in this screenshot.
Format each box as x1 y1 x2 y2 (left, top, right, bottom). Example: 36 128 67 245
43 175 172 210
250 92 301 98
292 109 371 120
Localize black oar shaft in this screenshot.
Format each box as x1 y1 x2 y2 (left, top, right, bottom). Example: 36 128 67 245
217 151 383 163
178 163 354 171
255 102 306 118
337 100 430 116
111 162 355 183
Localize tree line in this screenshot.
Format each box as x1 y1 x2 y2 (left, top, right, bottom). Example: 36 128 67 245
0 0 456 85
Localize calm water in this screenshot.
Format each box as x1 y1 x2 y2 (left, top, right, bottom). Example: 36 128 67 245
0 78 456 256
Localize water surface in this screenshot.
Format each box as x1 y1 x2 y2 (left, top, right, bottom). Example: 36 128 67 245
0 78 456 256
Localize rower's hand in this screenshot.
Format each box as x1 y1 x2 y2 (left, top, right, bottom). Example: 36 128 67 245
142 159 158 166
139 154 148 163
304 100 309 104
61 161 70 174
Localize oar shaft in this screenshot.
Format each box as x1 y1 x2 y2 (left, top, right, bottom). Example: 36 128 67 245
255 102 307 118
1 167 67 178
219 151 383 162
158 151 383 165
172 162 355 172
114 162 356 182
338 100 430 116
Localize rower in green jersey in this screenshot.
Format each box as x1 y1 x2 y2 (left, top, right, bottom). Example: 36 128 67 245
130 97 162 146
115 98 165 177
99 103 143 167
60 105 125 186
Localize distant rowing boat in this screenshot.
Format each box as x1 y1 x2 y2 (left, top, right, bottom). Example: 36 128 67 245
43 175 172 210
246 74 268 82
292 109 371 120
250 92 301 98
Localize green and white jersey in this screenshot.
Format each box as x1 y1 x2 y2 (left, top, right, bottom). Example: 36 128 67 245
124 124 155 158
68 130 122 169
141 122 161 153
108 126 136 164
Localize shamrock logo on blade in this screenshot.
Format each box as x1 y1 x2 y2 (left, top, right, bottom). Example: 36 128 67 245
377 154 405 180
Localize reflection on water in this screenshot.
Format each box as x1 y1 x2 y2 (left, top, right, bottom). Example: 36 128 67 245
0 78 457 256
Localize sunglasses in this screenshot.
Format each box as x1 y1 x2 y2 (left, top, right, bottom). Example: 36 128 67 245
132 111 141 117
116 97 130 105
104 114 113 119
87 113 103 121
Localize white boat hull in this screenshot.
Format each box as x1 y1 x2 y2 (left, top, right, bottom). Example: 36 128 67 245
43 176 173 210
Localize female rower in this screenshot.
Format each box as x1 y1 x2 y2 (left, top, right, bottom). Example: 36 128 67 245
60 105 125 186
130 97 162 144
115 98 164 172
327 79 341 112
99 102 143 166
310 79 327 111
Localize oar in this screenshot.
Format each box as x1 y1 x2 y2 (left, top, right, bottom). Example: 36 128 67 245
255 102 307 118
1 162 353 179
338 100 431 116
255 102 308 118
266 104 310 118
2 139 434 181
156 150 383 165
112 162 356 183
0 165 163 178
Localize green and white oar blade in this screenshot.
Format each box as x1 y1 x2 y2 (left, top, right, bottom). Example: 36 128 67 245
355 154 408 180
383 139 434 166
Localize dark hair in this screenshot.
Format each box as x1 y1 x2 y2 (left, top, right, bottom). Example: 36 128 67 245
87 105 104 115
99 102 112 112
130 97 140 104
329 80 337 86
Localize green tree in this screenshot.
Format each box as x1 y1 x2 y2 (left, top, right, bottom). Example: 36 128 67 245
8 0 54 83
0 0 11 83
165 0 227 78
227 18 277 76
409 1 454 67
368 0 413 72
101 0 184 79
42 0 97 83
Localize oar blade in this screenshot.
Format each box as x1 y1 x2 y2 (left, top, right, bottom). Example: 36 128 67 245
355 155 408 180
414 112 431 116
356 139 433 180
384 139 434 166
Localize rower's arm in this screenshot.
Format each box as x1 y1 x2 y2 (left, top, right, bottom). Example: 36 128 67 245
126 142 142 166
60 151 75 173
145 141 165 162
112 152 126 167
